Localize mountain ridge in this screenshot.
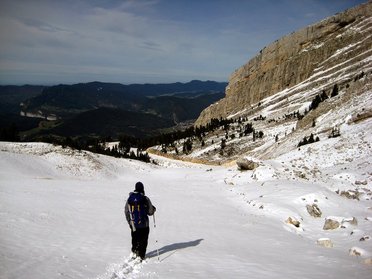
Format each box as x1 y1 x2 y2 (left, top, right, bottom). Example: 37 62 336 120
0 80 226 140
20 80 227 120
195 2 372 127
150 2 372 166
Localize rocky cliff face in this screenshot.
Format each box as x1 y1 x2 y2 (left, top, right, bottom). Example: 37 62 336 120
195 2 372 127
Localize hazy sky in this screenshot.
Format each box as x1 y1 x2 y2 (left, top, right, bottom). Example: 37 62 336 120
0 0 366 85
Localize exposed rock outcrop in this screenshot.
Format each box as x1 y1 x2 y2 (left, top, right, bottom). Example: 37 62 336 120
195 2 372 127
236 157 259 170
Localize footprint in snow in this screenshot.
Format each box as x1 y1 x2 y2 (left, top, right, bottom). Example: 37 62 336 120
110 257 145 279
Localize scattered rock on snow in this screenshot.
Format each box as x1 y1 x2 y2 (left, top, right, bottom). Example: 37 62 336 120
355 180 367 186
339 190 360 200
317 238 333 248
236 158 259 171
349 247 364 257
359 235 370 241
323 218 340 230
286 217 301 228
306 204 322 218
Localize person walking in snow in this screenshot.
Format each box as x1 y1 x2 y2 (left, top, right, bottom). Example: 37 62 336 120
125 182 156 260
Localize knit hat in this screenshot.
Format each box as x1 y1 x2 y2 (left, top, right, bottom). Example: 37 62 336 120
135 182 144 194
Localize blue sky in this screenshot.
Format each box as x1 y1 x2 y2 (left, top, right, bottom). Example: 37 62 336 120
0 0 366 85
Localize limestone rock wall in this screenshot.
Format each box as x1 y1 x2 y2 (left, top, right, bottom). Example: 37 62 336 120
195 2 372 127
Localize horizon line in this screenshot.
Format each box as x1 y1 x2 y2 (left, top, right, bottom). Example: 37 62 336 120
0 79 229 87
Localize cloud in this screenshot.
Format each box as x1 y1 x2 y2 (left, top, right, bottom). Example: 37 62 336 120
0 0 258 84
17 17 70 34
0 0 366 85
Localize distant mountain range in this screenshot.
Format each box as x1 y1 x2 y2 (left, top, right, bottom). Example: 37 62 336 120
0 85 45 114
0 80 226 139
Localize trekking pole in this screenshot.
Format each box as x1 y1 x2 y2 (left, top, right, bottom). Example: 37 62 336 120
153 214 160 261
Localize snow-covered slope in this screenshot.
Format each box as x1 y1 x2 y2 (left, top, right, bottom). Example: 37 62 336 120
152 68 372 166
1 122 371 279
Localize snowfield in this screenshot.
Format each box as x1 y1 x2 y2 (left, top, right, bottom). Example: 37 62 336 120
1 115 371 279
2 6 371 278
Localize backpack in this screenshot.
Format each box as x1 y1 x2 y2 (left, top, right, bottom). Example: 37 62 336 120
127 192 148 229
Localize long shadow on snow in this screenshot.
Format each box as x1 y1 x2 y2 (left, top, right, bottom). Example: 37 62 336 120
147 239 203 261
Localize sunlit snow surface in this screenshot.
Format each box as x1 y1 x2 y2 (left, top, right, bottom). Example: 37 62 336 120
1 114 371 279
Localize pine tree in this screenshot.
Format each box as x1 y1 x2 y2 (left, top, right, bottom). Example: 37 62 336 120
244 123 254 135
321 90 328 101
331 84 339 97
308 133 315 143
221 139 226 150
309 95 322 111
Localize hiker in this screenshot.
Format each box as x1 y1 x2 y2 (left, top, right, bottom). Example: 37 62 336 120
124 182 156 260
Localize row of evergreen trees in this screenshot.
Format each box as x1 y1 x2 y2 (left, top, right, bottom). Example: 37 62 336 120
0 124 20 142
158 117 266 156
43 116 261 160
31 135 152 163
0 117 237 163
296 83 341 146
155 118 237 155
294 83 339 121
297 133 320 147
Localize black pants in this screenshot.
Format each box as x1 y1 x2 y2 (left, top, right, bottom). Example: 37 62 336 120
131 227 149 259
